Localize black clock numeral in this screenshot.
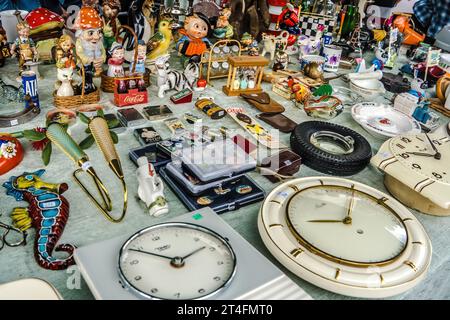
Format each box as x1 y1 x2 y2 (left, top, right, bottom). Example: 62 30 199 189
217 261 224 265
198 289 205 294
401 137 412 143
151 288 158 293
152 236 160 241
399 153 410 159
209 247 216 251
432 140 442 146
130 259 139 265
214 276 221 281
412 163 421 170
174 292 181 298
433 172 443 179
134 276 142 281
396 143 405 149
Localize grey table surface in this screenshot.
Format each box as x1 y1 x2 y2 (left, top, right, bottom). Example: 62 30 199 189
0 52 449 300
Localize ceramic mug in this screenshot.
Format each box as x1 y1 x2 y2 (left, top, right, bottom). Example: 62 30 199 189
323 45 342 72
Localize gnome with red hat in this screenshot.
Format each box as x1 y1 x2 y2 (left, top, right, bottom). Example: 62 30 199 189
75 5 106 76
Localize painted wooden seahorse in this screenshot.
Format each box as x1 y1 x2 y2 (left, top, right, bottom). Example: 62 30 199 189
2 169 75 270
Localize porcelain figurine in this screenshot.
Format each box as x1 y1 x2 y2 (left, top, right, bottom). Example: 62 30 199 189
78 62 97 95
107 42 125 77
276 3 301 35
0 24 10 67
176 13 212 58
248 40 260 56
240 32 253 51
10 21 38 75
102 0 121 50
273 42 289 71
56 67 74 97
261 33 278 60
136 157 168 217
55 35 76 70
213 7 233 39
130 40 147 75
146 20 173 62
157 58 199 98
75 6 106 77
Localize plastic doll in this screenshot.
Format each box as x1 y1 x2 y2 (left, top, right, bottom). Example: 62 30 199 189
176 13 212 58
102 0 121 50
75 6 106 76
55 35 76 70
107 42 125 77
10 21 38 75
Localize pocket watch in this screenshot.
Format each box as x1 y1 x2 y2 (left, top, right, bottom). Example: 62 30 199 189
258 177 432 298
118 222 237 300
371 132 450 216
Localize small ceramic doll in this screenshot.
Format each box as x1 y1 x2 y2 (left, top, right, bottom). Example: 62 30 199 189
10 21 38 75
248 40 260 56
75 6 106 76
130 40 147 75
273 42 289 72
177 13 212 58
213 7 233 39
240 32 253 51
102 0 121 50
55 35 76 69
107 42 125 77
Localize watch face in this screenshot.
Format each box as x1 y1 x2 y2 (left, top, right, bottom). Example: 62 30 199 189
390 134 450 184
287 185 407 266
118 223 236 300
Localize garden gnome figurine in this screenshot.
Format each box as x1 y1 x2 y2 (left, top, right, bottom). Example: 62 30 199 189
75 6 106 76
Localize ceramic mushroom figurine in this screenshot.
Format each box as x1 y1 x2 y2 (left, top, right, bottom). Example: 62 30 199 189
107 42 125 77
176 13 212 59
55 35 76 69
10 21 38 76
75 6 106 76
102 0 121 50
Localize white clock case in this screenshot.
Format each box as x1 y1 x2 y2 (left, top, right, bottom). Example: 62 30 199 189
258 177 432 298
371 135 450 215
74 207 312 300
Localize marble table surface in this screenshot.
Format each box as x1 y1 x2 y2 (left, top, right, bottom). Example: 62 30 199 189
0 53 449 300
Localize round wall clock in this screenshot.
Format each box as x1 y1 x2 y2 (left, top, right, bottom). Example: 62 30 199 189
118 222 237 300
371 132 450 216
258 177 432 298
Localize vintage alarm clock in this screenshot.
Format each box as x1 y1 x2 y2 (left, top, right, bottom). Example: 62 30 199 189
371 132 450 216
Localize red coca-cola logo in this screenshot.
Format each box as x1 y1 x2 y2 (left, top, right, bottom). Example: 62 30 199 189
123 94 146 104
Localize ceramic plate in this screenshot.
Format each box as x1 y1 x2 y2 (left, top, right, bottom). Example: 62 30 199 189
351 102 421 139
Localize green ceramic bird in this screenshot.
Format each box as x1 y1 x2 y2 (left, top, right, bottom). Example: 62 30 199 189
146 20 173 61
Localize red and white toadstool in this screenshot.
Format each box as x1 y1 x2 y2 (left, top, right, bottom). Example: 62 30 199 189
25 8 64 36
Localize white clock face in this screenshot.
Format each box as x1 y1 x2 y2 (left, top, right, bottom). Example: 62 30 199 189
390 134 450 184
119 223 236 300
287 186 408 265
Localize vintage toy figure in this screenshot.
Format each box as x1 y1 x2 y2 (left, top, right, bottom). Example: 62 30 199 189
130 40 147 75
75 6 106 76
55 35 76 70
240 32 253 51
176 13 212 58
56 67 74 97
10 21 38 75
273 42 289 71
102 0 121 50
3 169 75 270
107 42 125 77
157 58 199 98
276 2 300 35
213 7 233 39
146 20 173 61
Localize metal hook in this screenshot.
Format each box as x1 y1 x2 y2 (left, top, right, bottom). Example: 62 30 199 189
0 220 27 251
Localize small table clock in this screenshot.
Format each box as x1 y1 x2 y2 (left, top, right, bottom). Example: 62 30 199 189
74 207 312 300
371 132 450 216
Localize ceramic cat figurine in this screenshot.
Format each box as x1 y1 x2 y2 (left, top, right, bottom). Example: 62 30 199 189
56 68 74 97
157 59 199 98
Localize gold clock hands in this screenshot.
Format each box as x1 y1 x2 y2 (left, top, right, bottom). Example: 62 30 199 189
182 246 207 260
424 133 441 160
307 219 345 223
128 248 174 261
343 187 355 225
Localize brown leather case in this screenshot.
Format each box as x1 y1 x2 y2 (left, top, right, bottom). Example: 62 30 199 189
241 92 285 113
256 112 297 133
260 150 302 183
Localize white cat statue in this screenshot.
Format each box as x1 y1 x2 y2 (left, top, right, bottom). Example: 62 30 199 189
56 68 74 97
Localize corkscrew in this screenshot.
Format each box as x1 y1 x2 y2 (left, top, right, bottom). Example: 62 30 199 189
46 122 126 223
